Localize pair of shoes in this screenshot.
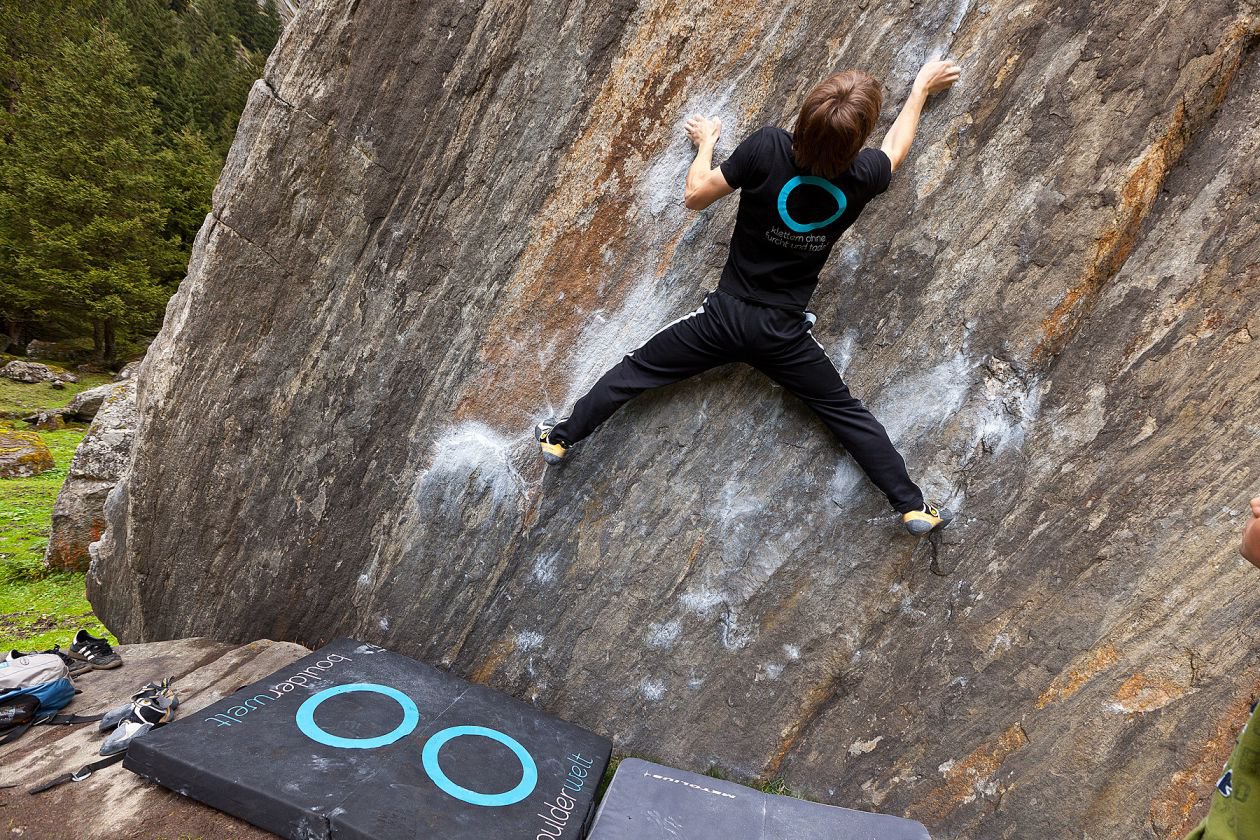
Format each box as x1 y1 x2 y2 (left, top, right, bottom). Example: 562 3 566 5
535 418 570 465
6 644 92 677
67 630 122 671
902 502 954 535
99 678 178 756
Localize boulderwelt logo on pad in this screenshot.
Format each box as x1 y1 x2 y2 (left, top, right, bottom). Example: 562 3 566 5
202 656 595 838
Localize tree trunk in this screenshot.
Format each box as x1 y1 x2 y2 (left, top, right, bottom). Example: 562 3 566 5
92 320 104 362
103 318 116 366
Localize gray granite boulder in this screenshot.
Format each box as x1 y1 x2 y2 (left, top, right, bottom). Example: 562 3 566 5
88 1 1260 838
44 378 138 571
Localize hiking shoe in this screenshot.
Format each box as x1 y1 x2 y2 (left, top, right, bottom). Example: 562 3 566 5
535 418 570 465
99 694 176 755
902 502 954 536
67 630 122 670
99 678 178 732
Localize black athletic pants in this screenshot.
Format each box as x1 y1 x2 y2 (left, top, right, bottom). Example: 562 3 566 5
551 290 925 513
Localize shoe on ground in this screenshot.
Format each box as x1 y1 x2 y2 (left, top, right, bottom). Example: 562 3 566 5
98 694 176 755
67 629 122 670
99 678 178 732
99 720 153 756
902 502 954 536
535 418 570 465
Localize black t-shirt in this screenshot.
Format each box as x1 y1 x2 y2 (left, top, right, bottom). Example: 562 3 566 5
717 126 892 310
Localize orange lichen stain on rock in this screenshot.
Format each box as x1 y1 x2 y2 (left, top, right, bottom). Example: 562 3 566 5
758 578 810 634
469 637 516 685
1034 16 1259 365
993 53 1021 89
907 724 1028 823
1148 690 1256 838
761 650 851 779
451 0 779 432
1107 671 1189 715
1035 643 1121 709
1034 103 1186 364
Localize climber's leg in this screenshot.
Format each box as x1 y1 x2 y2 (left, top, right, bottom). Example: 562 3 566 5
752 326 949 530
540 296 729 462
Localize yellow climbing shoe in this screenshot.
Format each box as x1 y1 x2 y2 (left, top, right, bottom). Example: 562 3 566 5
902 502 954 535
535 418 570 465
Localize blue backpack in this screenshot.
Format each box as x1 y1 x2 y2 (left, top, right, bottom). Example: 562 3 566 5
0 678 85 745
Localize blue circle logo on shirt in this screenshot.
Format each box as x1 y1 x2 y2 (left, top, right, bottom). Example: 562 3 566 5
296 683 420 749
421 725 538 807
776 176 847 233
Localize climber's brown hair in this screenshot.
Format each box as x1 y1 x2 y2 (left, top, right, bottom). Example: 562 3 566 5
792 71 883 178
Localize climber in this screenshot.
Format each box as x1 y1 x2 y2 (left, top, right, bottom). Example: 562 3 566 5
536 59 961 535
1182 494 1260 840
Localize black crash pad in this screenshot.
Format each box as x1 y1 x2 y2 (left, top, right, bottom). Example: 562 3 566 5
588 758 931 840
125 638 610 840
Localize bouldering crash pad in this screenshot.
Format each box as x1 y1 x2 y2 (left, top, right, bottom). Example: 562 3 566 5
125 638 611 840
588 758 931 840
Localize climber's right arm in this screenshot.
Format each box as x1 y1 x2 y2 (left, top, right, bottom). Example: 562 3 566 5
880 59 961 172
683 114 735 211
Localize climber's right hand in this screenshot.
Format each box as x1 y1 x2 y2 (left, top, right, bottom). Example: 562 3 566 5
685 115 722 147
913 59 961 96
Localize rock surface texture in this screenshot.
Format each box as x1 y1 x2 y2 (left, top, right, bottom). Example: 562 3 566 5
90 1 1260 838
45 378 138 571
0 638 306 839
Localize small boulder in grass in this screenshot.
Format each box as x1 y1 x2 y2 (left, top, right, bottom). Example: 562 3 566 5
29 412 66 431
0 360 78 384
0 429 54 477
1 360 57 383
51 380 65 390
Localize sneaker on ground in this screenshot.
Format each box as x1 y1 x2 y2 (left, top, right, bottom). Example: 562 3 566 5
535 418 570 465
67 629 122 670
902 502 954 536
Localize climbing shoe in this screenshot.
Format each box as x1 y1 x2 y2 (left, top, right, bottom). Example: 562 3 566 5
902 502 954 536
99 678 178 732
535 418 570 465
67 629 122 671
99 693 176 756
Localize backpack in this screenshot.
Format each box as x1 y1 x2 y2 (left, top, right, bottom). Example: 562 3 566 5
0 653 68 691
0 677 89 746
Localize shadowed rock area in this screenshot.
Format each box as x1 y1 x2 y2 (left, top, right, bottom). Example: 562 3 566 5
88 1 1260 837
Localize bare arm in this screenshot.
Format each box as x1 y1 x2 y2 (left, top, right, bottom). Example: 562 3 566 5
683 115 735 210
881 59 961 172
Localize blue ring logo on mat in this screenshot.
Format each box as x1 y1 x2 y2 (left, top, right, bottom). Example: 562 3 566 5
422 725 539 807
296 683 420 749
776 176 847 233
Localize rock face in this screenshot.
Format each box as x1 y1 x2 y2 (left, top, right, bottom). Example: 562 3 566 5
0 429 53 477
90 2 1260 838
0 637 307 839
45 379 138 571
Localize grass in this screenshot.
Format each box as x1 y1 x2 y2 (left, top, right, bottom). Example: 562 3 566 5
0 369 117 653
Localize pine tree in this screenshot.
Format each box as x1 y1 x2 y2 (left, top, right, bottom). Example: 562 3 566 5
0 25 182 363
